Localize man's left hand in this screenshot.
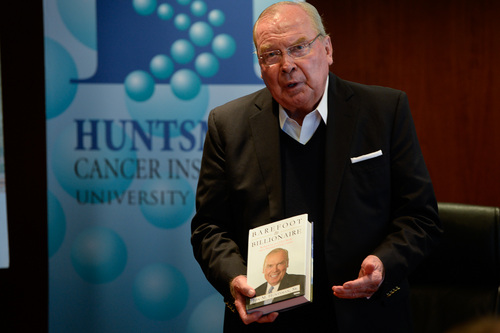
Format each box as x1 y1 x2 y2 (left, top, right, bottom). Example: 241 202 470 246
332 255 385 299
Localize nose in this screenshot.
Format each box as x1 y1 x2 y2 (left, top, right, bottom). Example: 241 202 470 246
280 52 296 74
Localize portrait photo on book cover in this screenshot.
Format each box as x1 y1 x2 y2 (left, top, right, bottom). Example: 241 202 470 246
248 247 306 309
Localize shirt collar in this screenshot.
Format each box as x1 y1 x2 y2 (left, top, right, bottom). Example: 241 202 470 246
278 76 329 127
317 76 329 124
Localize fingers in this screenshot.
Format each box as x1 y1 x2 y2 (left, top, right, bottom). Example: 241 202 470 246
236 302 279 325
332 280 380 299
238 311 279 325
257 312 279 323
332 255 385 299
230 275 279 325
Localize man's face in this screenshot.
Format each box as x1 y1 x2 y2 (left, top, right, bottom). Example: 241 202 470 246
254 5 333 116
263 251 288 286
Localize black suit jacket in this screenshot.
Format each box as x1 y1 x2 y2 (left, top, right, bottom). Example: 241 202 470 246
191 73 442 332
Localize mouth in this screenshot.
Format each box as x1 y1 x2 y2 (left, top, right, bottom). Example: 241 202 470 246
286 82 299 89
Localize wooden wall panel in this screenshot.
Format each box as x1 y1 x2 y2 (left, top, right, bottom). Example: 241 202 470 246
309 0 500 206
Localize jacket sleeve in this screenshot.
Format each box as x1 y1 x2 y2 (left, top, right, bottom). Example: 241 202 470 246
191 108 247 301
371 91 443 297
326 82 443 301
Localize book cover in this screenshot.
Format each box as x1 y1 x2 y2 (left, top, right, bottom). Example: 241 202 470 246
246 214 313 314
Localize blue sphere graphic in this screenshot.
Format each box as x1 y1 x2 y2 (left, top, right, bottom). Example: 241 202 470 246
47 191 66 257
177 0 191 5
133 263 189 320
171 69 201 100
71 227 127 284
124 84 209 138
124 70 155 102
140 176 194 229
174 13 191 31
150 54 174 80
186 294 224 333
133 0 157 16
189 21 213 47
195 53 219 78
212 34 236 59
44 37 78 119
190 0 207 17
57 0 96 50
208 9 225 27
157 3 174 20
171 39 195 65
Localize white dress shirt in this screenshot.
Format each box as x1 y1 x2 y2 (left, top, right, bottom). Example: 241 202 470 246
279 77 329 145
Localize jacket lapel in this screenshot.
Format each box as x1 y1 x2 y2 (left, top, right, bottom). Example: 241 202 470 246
247 74 360 226
324 74 359 233
249 92 284 221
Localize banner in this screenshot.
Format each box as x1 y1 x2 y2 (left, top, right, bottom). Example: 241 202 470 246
44 0 284 332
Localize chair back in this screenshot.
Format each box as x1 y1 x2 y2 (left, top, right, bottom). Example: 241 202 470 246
410 202 500 333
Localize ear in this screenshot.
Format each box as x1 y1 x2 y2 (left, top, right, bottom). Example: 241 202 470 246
323 35 334 66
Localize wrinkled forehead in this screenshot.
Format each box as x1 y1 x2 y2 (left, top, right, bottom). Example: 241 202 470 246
264 251 288 265
255 7 314 52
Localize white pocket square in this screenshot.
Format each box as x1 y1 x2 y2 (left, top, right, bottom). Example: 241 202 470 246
350 150 383 164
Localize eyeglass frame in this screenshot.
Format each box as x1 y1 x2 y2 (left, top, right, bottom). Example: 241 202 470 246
257 33 324 66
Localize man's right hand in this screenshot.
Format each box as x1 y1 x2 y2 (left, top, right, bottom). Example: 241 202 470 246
230 275 279 325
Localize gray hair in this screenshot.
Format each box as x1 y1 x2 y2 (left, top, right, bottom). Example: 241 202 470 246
253 1 328 48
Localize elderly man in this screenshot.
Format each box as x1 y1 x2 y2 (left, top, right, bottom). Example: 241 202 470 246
191 2 442 332
249 248 306 309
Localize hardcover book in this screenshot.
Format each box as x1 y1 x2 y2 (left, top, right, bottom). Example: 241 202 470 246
246 214 313 314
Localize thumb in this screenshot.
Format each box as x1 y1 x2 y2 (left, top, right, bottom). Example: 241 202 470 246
243 286 256 297
231 275 255 298
362 263 375 276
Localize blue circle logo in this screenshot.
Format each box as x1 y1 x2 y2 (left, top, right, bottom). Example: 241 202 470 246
44 38 78 119
140 176 194 229
71 226 128 284
133 263 189 320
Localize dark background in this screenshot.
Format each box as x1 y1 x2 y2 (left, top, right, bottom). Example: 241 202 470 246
0 1 48 332
310 0 500 207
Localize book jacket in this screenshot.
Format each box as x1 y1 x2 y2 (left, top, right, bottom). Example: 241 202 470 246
246 214 313 314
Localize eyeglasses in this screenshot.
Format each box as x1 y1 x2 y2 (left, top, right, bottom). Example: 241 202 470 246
258 34 323 66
